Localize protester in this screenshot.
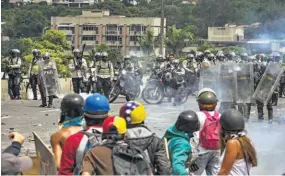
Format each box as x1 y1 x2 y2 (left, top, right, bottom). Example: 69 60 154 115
81 116 127 175
119 101 172 175
58 93 111 175
164 110 200 175
218 109 257 175
50 94 85 169
191 88 221 175
1 132 33 175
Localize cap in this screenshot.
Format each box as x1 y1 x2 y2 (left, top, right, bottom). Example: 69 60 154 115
1 153 33 175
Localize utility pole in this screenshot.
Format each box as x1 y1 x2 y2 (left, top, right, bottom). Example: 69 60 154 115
160 0 165 55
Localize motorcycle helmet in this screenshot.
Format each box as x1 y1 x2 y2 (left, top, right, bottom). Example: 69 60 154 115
102 116 127 140
124 55 131 61
175 110 200 136
187 54 194 60
157 54 164 61
101 52 108 58
220 109 244 131
83 93 110 118
10 49 20 57
119 101 147 125
208 53 215 61
94 52 101 61
173 59 180 67
241 53 248 61
32 49 40 57
59 94 84 124
196 88 218 111
204 50 211 55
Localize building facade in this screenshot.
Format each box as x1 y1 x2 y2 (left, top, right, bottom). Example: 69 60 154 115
208 25 244 42
51 10 166 55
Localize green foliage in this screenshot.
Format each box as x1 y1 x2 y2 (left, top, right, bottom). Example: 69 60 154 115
138 30 155 56
197 42 215 52
221 46 245 55
87 44 122 63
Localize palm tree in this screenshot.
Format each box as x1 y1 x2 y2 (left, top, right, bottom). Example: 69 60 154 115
165 25 197 56
138 29 155 57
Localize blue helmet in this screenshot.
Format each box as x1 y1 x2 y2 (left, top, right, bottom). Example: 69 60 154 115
83 93 110 113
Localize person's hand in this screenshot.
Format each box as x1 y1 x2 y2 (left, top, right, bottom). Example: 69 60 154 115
8 132 25 144
189 162 199 172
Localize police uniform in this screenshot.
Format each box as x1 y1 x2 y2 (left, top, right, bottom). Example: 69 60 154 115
182 59 197 94
96 60 114 98
69 58 88 94
5 50 22 99
28 56 42 100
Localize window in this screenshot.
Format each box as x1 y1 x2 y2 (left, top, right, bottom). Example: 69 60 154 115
130 36 139 42
130 25 142 32
82 25 98 32
142 26 146 31
58 26 74 30
106 24 118 35
106 36 118 43
66 35 73 41
82 35 96 41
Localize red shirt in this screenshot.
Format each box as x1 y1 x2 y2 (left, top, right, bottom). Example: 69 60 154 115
58 126 103 175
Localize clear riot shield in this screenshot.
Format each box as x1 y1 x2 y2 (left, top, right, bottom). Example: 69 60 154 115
253 62 284 104
199 63 220 92
39 59 58 97
235 63 254 103
218 62 237 102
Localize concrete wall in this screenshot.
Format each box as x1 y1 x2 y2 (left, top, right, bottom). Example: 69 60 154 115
208 27 244 41
1 78 73 101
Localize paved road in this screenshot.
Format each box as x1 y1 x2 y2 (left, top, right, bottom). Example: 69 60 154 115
1 96 285 174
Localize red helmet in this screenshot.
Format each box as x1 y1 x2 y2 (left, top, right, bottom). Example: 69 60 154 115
102 116 127 135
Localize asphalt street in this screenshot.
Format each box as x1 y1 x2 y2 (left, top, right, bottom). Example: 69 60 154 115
1 95 285 174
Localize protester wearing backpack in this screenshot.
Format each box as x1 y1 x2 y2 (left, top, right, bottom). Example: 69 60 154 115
119 101 172 175
58 93 112 175
164 110 200 175
190 88 221 175
50 94 85 169
81 116 153 175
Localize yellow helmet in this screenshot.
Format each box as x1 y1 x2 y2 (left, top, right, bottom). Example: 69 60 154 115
119 101 147 124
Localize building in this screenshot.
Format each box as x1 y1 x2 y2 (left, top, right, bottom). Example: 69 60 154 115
52 0 97 8
208 25 245 42
51 10 166 55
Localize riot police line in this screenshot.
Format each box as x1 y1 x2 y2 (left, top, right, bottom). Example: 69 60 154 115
2 48 285 112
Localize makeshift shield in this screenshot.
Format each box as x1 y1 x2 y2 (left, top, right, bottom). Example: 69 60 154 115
235 63 254 103
218 62 237 102
199 64 220 92
39 60 58 97
253 62 284 104
33 132 57 175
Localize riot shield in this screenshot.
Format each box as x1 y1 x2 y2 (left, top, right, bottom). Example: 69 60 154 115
235 63 254 103
33 132 57 175
199 63 220 92
218 62 237 102
253 62 284 104
39 59 58 97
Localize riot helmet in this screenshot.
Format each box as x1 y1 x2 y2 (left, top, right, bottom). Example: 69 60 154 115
73 49 81 58
124 55 131 61
10 49 20 57
156 54 164 62
59 94 84 124
187 54 194 60
102 116 127 141
228 51 236 60
273 53 281 63
208 53 215 61
175 110 200 137
82 93 110 119
119 101 147 125
32 49 40 57
204 50 211 56
42 52 51 60
173 59 180 67
196 88 218 111
268 54 274 63
93 52 101 61
241 53 248 61
220 109 245 132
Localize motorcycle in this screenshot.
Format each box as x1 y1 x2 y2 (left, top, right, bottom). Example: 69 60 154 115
142 69 189 104
109 69 141 103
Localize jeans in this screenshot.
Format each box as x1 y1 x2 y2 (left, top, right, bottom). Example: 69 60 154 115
193 151 220 175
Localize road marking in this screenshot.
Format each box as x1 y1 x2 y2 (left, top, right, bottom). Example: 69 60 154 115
40 109 60 113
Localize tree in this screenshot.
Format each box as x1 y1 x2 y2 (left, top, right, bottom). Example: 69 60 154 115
165 25 197 56
138 30 155 57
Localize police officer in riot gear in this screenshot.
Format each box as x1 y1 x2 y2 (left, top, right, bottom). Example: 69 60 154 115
5 49 22 100
69 49 88 94
89 52 101 93
165 54 176 70
227 51 236 61
271 53 281 105
172 59 186 106
95 51 114 98
154 54 166 70
182 54 197 94
255 62 273 123
130 55 143 85
28 49 42 100
280 56 285 98
239 53 248 63
38 52 58 108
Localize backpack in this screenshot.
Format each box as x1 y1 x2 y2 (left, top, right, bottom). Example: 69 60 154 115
112 143 153 175
73 128 102 175
199 111 220 150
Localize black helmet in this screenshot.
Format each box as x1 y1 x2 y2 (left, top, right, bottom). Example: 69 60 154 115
241 53 248 61
32 49 40 56
60 94 84 118
175 110 200 136
196 88 218 111
101 52 108 58
94 52 101 60
220 109 245 131
73 49 81 57
208 53 215 60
